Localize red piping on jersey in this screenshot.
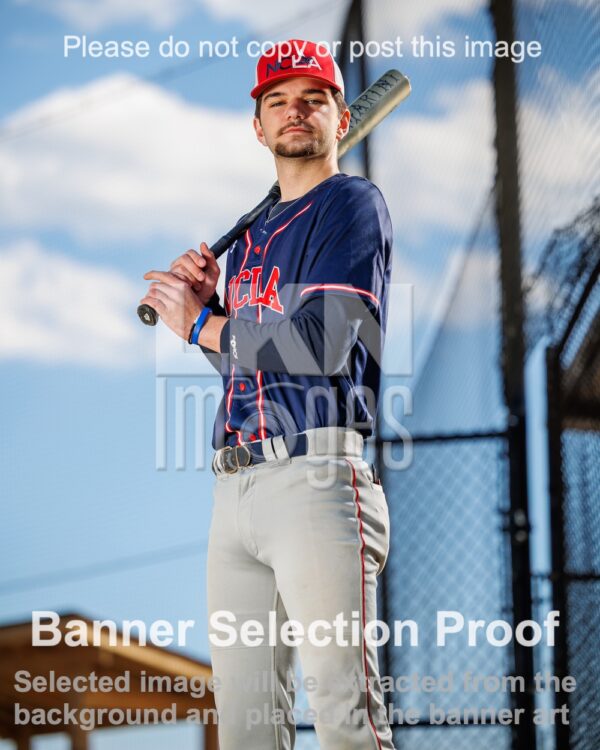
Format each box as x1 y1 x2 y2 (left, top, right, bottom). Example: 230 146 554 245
224 365 242 444
225 230 252 445
254 202 313 440
225 365 235 440
300 283 380 307
256 370 267 440
234 229 253 320
345 458 384 750
262 201 313 266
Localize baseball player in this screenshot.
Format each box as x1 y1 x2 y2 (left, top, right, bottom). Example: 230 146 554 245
141 39 395 750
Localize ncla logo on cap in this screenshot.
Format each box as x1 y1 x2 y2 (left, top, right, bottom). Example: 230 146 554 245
251 39 344 99
266 54 323 78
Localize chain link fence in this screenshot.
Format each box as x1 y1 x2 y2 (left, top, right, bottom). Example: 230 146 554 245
528 200 600 750
518 0 600 743
381 434 513 750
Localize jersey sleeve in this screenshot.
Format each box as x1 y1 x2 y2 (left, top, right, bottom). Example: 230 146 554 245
217 293 364 375
298 178 392 313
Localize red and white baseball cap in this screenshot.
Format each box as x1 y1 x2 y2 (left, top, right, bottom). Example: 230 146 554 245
250 39 345 100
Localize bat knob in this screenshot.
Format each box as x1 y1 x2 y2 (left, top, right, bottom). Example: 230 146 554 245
138 303 158 326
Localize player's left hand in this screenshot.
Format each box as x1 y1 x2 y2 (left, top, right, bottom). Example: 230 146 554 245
141 270 204 340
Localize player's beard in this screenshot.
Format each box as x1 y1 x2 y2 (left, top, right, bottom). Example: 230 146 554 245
274 130 327 159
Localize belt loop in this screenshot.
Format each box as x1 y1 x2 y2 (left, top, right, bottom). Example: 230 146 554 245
272 435 290 459
348 429 363 457
261 437 277 461
323 427 340 457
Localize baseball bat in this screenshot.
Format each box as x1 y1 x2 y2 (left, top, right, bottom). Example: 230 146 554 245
138 68 411 326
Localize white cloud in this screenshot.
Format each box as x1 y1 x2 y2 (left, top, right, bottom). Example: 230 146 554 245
0 74 272 246
0 240 149 368
200 0 348 39
13 0 486 40
376 78 496 247
11 0 484 38
14 0 193 31
14 0 349 35
443 250 498 328
366 0 486 41
519 65 600 269
201 0 320 23
198 0 485 40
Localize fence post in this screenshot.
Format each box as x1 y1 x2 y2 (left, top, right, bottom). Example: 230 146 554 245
490 0 537 748
339 0 371 179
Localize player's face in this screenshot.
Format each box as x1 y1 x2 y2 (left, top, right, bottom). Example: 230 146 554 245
253 77 349 159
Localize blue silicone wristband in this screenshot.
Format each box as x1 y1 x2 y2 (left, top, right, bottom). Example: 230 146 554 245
188 307 213 345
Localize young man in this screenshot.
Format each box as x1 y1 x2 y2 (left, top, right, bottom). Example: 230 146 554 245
141 39 395 750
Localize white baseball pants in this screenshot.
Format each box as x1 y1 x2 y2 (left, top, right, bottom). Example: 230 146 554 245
206 427 395 749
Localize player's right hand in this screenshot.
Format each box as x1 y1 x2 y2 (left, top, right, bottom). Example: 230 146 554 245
169 243 220 305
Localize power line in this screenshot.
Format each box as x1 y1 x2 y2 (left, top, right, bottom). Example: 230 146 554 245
0 539 207 594
0 0 347 143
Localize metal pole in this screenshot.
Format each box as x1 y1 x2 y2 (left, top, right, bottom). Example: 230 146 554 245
545 346 571 750
490 0 537 748
355 0 371 180
339 0 371 180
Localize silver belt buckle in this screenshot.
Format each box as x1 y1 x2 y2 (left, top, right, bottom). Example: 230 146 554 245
220 446 236 474
236 444 252 469
220 444 252 474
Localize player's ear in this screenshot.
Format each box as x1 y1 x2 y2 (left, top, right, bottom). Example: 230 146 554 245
253 116 268 147
335 107 351 142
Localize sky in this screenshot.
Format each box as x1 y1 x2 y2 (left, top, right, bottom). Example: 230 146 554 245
0 1 594 748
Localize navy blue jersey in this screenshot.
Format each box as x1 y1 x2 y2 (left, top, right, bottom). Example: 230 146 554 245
208 173 393 449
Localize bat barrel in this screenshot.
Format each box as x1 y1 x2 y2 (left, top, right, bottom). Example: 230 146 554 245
338 69 411 159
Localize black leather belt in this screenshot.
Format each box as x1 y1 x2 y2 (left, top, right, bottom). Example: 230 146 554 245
215 433 309 475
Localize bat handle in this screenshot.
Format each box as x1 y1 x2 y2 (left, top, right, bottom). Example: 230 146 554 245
137 184 281 328
137 303 158 326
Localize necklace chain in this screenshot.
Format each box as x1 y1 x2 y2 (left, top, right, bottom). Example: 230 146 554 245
266 194 302 222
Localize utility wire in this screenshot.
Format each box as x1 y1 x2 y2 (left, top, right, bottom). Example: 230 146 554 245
0 539 207 594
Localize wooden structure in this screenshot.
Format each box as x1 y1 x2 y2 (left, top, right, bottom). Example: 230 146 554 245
0 613 218 749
